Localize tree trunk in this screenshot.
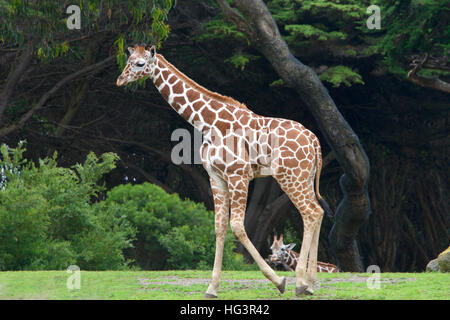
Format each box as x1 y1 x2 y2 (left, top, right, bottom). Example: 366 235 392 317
218 0 371 271
0 43 35 122
242 177 289 260
245 177 280 239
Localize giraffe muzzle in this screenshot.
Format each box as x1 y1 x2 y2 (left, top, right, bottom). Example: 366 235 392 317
268 254 278 263
116 76 125 87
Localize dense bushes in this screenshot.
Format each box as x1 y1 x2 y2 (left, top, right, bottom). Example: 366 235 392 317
0 142 134 270
0 144 134 270
103 182 248 270
0 143 250 271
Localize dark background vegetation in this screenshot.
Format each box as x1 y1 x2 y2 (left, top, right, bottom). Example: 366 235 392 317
0 0 448 272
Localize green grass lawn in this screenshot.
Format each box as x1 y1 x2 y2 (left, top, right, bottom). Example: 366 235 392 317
0 270 448 300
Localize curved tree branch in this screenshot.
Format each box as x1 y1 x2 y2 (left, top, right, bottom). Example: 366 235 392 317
407 54 450 93
0 43 35 122
0 55 115 139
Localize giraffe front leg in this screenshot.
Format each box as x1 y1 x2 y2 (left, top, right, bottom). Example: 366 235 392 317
227 176 286 294
205 223 228 298
205 178 229 299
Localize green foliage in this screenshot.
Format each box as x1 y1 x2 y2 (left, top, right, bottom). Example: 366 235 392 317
318 65 365 87
345 48 358 56
69 202 136 270
285 24 347 41
0 142 134 271
299 0 364 15
193 14 256 71
192 7 256 72
0 143 252 271
103 182 250 270
266 0 370 87
224 53 259 70
269 0 297 24
375 0 450 74
193 17 248 42
268 0 368 43
0 0 173 63
195 0 370 86
269 79 285 87
280 219 298 245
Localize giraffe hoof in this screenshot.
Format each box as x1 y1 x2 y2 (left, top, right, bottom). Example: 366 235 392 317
276 277 287 294
204 292 218 299
296 285 314 296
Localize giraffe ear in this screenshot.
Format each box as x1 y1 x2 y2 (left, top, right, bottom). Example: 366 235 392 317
287 243 296 250
149 45 156 58
127 47 134 55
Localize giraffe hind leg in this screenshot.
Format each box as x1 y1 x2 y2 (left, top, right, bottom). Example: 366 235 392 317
295 201 324 295
305 213 323 293
273 171 324 295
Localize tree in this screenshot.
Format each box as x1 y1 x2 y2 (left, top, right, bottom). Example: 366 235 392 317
217 0 371 271
0 0 173 138
376 0 450 93
0 0 218 211
0 0 447 272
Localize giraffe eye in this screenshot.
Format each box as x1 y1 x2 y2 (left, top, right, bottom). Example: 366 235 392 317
136 61 145 68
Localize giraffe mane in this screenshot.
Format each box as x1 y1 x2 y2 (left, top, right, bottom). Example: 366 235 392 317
156 53 249 110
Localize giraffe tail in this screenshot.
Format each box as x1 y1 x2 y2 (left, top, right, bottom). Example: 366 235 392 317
313 138 334 219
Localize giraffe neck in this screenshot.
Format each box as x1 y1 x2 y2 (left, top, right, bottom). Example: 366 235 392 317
317 262 339 273
284 250 299 270
150 54 247 133
284 249 338 273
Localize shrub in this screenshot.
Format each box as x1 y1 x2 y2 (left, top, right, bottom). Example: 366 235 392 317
104 182 250 270
0 142 134 270
0 142 253 271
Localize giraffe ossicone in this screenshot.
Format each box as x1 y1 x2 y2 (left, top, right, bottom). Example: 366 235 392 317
117 44 334 298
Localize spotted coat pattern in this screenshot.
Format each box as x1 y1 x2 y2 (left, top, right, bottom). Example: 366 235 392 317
117 45 330 297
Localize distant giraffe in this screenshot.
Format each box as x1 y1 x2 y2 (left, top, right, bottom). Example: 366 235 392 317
117 44 334 297
267 234 338 273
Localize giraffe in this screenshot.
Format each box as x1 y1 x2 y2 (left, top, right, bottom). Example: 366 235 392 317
267 234 338 273
116 44 334 297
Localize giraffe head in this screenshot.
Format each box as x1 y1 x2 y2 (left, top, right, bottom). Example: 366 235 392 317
268 234 296 264
116 44 157 86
